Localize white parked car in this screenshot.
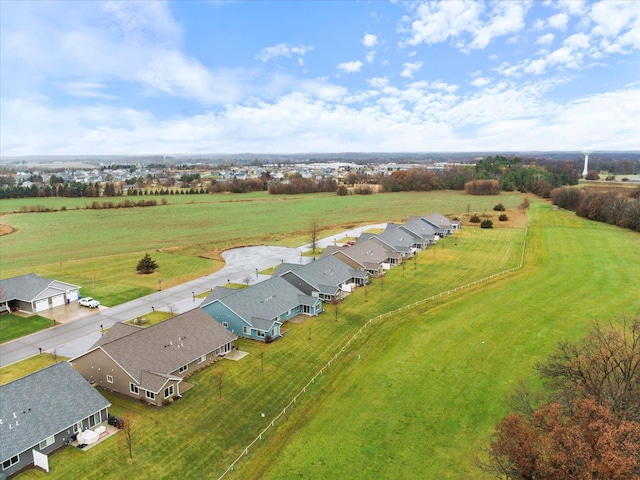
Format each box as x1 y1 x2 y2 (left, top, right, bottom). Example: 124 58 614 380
78 297 100 308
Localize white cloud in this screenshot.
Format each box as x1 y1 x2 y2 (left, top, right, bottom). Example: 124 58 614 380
401 61 423 78
365 51 376 64
368 77 389 88
256 43 313 62
362 33 378 48
536 33 555 45
402 0 529 51
471 77 491 87
337 60 364 74
548 13 569 31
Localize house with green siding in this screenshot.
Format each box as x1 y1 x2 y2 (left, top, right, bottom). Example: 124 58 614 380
200 276 323 342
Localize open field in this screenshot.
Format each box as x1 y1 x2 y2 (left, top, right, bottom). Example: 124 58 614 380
0 314 53 343
0 191 525 306
10 199 640 479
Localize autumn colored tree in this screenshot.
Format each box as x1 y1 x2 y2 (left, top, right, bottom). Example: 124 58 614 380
481 317 640 479
116 412 141 460
485 397 640 480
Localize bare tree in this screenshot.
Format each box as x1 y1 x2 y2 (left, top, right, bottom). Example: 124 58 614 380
310 216 320 254
117 412 141 460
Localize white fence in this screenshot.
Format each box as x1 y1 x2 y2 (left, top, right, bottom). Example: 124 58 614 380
217 228 528 479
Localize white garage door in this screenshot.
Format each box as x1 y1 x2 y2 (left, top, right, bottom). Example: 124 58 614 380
51 294 65 308
67 290 79 302
35 299 49 312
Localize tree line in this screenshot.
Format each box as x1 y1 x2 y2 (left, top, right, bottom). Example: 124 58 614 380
552 186 640 232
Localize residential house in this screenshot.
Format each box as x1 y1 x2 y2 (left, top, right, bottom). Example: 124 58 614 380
321 238 402 276
358 222 426 258
71 309 236 406
0 273 80 314
423 213 461 234
200 276 322 342
0 362 110 477
405 216 446 239
273 255 369 302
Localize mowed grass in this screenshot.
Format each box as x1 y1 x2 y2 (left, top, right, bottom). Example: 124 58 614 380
8 199 639 480
231 202 640 480
0 190 523 272
0 314 53 343
13 203 527 480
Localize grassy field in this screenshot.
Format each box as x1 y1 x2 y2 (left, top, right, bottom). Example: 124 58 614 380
0 314 53 343
5 196 639 480
0 191 524 306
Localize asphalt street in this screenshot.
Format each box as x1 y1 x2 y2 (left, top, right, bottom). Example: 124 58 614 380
0 224 385 367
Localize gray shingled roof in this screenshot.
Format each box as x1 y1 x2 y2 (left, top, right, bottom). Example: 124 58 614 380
321 239 393 267
81 309 237 393
202 277 319 330
404 218 442 238
424 213 457 229
276 256 367 293
0 273 80 303
0 362 110 462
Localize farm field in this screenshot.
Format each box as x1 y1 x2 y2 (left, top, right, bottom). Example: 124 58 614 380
10 199 640 479
0 191 524 305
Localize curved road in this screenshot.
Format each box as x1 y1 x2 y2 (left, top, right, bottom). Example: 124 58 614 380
0 225 385 367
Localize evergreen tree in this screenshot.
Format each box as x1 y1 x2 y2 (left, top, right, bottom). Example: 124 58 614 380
136 252 158 274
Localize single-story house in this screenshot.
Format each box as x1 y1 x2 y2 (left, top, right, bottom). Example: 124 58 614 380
358 223 425 257
404 216 445 240
0 273 81 314
200 276 323 342
71 309 237 406
321 238 401 275
273 255 369 302
422 213 461 235
0 362 110 477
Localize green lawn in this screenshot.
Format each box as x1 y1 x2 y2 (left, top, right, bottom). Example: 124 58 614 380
0 190 524 306
0 314 53 344
8 199 639 480
0 354 65 385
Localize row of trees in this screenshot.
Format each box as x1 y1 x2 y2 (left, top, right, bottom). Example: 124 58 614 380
552 186 640 232
268 176 337 194
0 181 124 199
482 317 640 478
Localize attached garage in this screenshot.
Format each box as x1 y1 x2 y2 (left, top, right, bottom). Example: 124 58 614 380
0 274 82 314
34 299 49 312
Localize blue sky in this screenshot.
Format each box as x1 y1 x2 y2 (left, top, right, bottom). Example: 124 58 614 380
1 0 638 156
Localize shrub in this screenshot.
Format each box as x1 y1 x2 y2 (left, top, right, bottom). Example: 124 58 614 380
498 214 508 221
480 219 493 228
605 175 616 181
585 170 600 180
470 214 481 223
336 185 349 196
465 179 501 195
493 203 505 211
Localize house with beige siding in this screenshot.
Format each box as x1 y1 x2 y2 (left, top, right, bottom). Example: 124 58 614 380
71 309 236 406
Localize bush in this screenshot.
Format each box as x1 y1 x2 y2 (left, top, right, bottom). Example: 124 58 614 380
493 203 505 211
480 219 493 228
585 170 600 180
470 214 481 223
465 179 501 195
336 185 349 196
498 214 508 221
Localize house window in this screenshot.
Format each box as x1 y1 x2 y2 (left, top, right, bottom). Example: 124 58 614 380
106 375 113 383
272 328 277 336
243 326 250 335
164 385 174 398
257 330 265 338
130 383 139 394
2 455 18 470
178 364 188 373
198 355 206 364
146 390 156 400
222 322 228 328
39 435 55 450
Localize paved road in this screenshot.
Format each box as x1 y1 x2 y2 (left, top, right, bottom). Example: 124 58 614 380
0 224 385 367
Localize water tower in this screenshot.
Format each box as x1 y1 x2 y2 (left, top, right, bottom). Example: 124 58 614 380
581 149 593 176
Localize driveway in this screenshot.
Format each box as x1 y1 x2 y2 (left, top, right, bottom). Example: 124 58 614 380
0 224 386 367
